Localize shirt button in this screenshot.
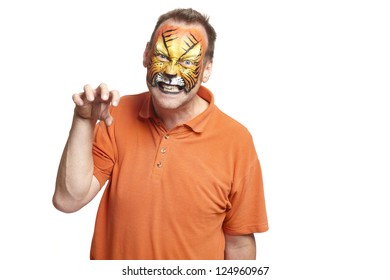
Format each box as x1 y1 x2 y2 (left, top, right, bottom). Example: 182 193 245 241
164 134 170 139
156 161 163 168
160 147 167 154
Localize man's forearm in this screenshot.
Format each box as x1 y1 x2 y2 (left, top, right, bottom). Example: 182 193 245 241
53 115 96 212
224 233 256 260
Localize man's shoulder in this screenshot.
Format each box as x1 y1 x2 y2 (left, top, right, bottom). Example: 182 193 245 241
213 106 250 135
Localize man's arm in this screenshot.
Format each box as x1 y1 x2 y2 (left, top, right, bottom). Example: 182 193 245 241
52 83 119 213
53 115 101 213
224 233 256 260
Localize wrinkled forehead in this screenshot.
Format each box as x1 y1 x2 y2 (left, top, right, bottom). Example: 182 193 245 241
152 21 208 52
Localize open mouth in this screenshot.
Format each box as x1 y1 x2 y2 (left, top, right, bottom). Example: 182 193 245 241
158 82 185 94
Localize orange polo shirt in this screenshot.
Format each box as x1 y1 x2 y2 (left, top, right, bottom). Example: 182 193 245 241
91 86 268 259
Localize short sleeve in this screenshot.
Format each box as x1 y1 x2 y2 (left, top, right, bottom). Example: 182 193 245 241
92 121 115 187
223 158 269 235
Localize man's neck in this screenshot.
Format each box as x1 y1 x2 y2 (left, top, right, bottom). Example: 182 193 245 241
155 95 209 131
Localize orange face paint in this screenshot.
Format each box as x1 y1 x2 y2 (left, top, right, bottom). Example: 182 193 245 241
146 24 207 93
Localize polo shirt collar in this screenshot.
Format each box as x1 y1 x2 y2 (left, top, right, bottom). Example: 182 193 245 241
139 85 215 133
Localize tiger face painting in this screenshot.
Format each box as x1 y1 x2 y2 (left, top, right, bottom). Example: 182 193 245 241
146 24 207 94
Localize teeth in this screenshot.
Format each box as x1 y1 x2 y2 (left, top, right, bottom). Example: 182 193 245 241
161 84 180 93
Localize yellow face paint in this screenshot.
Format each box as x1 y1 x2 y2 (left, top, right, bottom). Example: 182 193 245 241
147 25 207 93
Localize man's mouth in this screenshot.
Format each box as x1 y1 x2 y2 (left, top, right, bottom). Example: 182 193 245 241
158 82 185 94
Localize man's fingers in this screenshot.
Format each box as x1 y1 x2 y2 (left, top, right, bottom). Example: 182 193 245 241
110 90 120 107
72 83 120 124
84 84 95 102
72 93 85 106
97 83 110 101
104 115 114 127
100 101 114 127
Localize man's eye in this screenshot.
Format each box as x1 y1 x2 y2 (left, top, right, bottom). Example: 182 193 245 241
180 60 193 67
157 54 169 61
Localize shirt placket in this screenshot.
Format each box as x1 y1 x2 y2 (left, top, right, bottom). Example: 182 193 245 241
152 130 172 180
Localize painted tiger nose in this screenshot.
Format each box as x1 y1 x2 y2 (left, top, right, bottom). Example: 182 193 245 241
165 63 180 75
164 73 177 80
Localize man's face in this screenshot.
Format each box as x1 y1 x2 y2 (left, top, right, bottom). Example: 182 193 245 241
146 22 207 93
144 21 211 110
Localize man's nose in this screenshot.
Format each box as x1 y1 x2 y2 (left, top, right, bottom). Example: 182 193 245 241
164 73 177 80
165 62 179 76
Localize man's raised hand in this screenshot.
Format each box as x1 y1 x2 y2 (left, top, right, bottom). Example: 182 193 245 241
72 83 120 126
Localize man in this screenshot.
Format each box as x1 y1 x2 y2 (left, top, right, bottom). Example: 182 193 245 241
53 8 268 260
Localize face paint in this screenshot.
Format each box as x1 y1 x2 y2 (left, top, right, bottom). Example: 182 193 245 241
146 25 207 94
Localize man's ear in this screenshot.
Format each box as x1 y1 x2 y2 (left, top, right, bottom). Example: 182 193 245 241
202 60 213 83
143 42 151 67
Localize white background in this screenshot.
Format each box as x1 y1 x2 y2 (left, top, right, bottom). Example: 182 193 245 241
1 0 389 279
